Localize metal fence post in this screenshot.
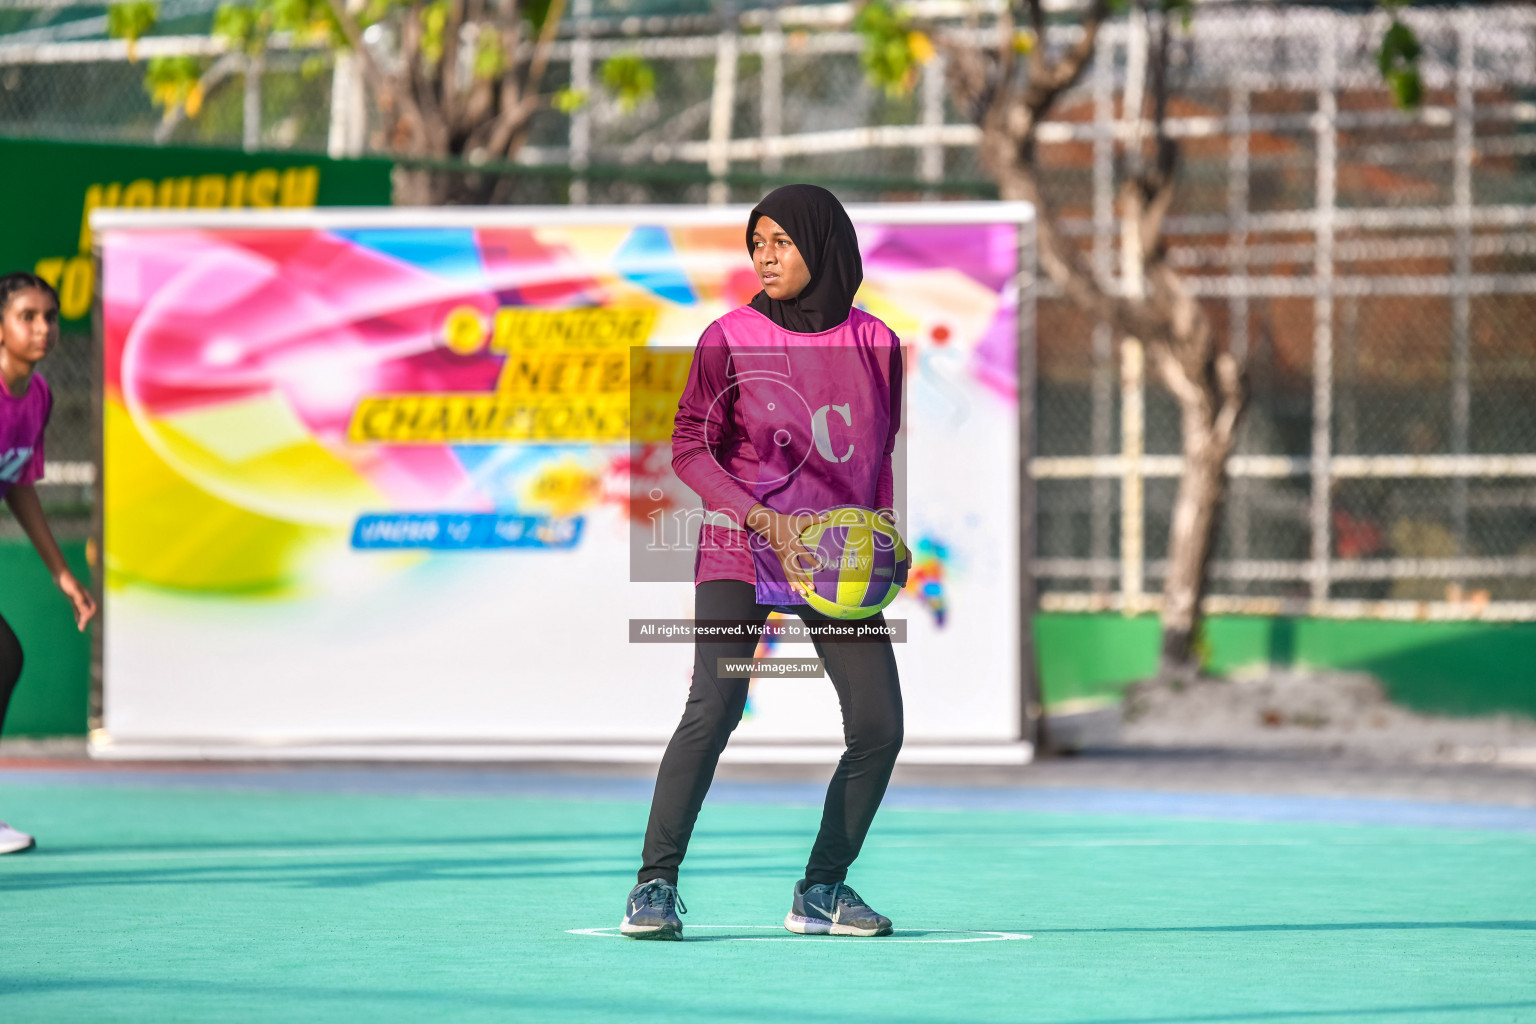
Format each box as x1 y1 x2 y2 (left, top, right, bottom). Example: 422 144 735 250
1309 17 1338 606
1120 11 1146 617
1090 21 1116 586
760 9 783 178
1451 12 1475 555
1019 212 1042 748
920 53 945 196
243 54 261 152
707 10 739 206
326 52 365 159
568 0 594 205
1227 81 1252 575
1227 83 1251 366
1120 338 1145 614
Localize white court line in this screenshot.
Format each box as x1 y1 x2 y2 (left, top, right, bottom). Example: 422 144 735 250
567 925 1031 944
25 844 627 865
872 837 1516 849
22 834 1517 865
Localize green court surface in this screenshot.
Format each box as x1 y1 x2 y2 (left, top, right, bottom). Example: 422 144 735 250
1 770 1534 1023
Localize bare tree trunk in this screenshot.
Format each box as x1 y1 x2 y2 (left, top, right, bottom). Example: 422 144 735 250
1156 360 1237 679
392 165 435 205
1143 284 1245 675
394 163 482 205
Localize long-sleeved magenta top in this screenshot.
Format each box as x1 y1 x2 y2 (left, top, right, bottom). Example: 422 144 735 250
669 305 903 588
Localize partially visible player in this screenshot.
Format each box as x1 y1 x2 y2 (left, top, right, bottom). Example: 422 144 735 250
0 271 98 854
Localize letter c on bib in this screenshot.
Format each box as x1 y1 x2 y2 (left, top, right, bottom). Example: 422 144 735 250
811 403 854 463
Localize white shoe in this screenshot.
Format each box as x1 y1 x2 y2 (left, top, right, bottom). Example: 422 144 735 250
0 820 36 854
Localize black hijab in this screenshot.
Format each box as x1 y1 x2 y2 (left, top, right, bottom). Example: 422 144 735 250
745 184 863 334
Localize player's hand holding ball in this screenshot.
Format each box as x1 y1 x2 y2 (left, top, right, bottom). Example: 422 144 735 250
747 504 829 594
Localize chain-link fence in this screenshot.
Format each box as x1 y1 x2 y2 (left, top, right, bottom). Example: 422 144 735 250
5 2 1535 617
1031 4 1536 621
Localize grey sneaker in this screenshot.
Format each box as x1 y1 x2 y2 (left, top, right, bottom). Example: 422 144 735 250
784 878 893 936
621 877 687 940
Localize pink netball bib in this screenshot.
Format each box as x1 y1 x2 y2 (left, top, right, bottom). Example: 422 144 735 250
713 306 899 607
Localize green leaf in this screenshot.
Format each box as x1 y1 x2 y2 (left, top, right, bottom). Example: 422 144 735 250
553 87 587 114
267 0 344 49
600 53 656 112
521 0 557 33
852 0 922 98
473 24 506 81
300 53 330 80
420 0 447 65
143 53 204 116
1378 15 1423 109
144 53 200 88
1387 67 1422 109
107 1 158 43
1378 19 1420 76
213 4 262 54
360 0 395 27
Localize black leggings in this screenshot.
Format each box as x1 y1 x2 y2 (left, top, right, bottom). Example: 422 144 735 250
0 611 22 736
639 578 903 887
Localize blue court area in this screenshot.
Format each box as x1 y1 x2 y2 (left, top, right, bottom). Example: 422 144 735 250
1 767 1534 1023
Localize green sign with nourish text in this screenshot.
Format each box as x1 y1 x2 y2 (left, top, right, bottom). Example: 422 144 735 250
0 137 393 324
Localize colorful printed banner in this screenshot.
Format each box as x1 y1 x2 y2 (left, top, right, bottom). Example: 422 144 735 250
99 206 1029 752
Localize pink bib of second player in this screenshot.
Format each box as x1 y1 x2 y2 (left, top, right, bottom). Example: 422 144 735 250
0 372 51 502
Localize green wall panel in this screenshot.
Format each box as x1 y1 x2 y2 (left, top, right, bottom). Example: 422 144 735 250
0 540 92 737
1035 613 1536 719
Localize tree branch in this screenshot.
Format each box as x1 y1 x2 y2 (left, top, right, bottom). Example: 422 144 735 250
1142 180 1176 260
481 0 566 159
935 34 990 122
1020 0 1109 122
404 2 450 152
523 0 567 99
1211 351 1245 448
152 52 242 144
1135 4 1180 262
325 0 429 152
462 72 496 130
1148 339 1205 412
441 0 465 131
1008 166 1117 321
1025 0 1046 46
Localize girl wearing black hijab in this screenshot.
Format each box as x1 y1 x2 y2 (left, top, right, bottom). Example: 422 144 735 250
622 185 907 940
